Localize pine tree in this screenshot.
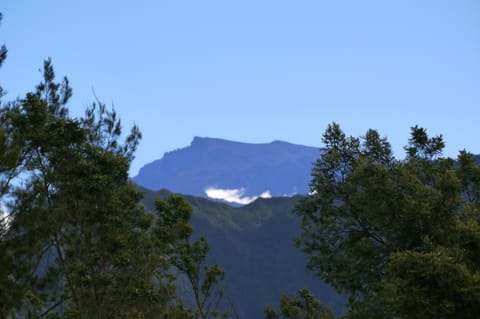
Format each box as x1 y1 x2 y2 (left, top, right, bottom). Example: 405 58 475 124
0 59 229 318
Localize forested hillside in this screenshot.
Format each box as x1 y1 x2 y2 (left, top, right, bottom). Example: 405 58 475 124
141 188 344 319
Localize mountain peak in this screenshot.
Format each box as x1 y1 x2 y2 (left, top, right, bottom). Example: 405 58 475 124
191 136 301 148
191 136 220 145
133 137 322 202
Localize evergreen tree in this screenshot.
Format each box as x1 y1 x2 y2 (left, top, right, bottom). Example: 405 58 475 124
0 58 229 318
296 123 480 318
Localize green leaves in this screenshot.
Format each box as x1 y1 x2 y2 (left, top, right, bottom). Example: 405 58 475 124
35 58 72 111
296 123 480 318
265 288 335 319
405 125 445 160
384 245 480 319
0 59 229 318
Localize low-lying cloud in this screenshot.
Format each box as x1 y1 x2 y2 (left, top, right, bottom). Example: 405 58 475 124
205 187 271 205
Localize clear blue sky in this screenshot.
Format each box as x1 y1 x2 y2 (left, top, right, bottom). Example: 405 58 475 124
1 1 479 176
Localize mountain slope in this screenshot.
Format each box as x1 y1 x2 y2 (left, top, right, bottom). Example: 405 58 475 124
141 188 344 319
133 137 323 202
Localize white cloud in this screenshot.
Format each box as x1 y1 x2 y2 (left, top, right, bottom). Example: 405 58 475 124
259 191 272 199
205 187 271 205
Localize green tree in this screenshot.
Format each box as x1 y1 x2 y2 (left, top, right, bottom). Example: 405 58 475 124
295 123 480 318
264 288 336 319
153 195 231 319
0 59 230 318
0 12 32 316
0 59 161 318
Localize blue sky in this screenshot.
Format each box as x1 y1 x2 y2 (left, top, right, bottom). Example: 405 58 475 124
1 1 479 176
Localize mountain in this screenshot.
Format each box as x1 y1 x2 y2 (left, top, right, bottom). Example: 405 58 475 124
133 137 323 204
134 137 343 317
141 188 345 319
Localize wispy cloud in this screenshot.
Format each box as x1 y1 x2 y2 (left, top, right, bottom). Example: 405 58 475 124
205 187 271 205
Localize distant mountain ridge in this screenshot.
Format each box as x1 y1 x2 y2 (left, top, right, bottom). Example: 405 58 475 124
133 137 323 203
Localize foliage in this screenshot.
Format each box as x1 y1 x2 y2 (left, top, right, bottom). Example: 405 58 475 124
154 195 231 319
0 12 6 99
0 56 228 318
264 288 336 319
296 122 480 318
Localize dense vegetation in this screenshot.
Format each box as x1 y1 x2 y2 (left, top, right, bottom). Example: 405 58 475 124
296 123 480 318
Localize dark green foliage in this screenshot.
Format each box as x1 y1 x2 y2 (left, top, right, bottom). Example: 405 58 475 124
384 246 480 319
296 123 480 318
0 59 228 318
265 288 336 319
0 59 160 318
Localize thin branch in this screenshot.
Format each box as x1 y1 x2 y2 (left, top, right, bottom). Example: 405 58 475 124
36 297 67 319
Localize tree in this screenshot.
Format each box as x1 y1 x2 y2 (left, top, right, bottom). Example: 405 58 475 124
0 12 30 316
295 123 480 318
0 59 161 318
0 59 230 318
264 288 336 319
0 12 6 99
153 195 233 319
